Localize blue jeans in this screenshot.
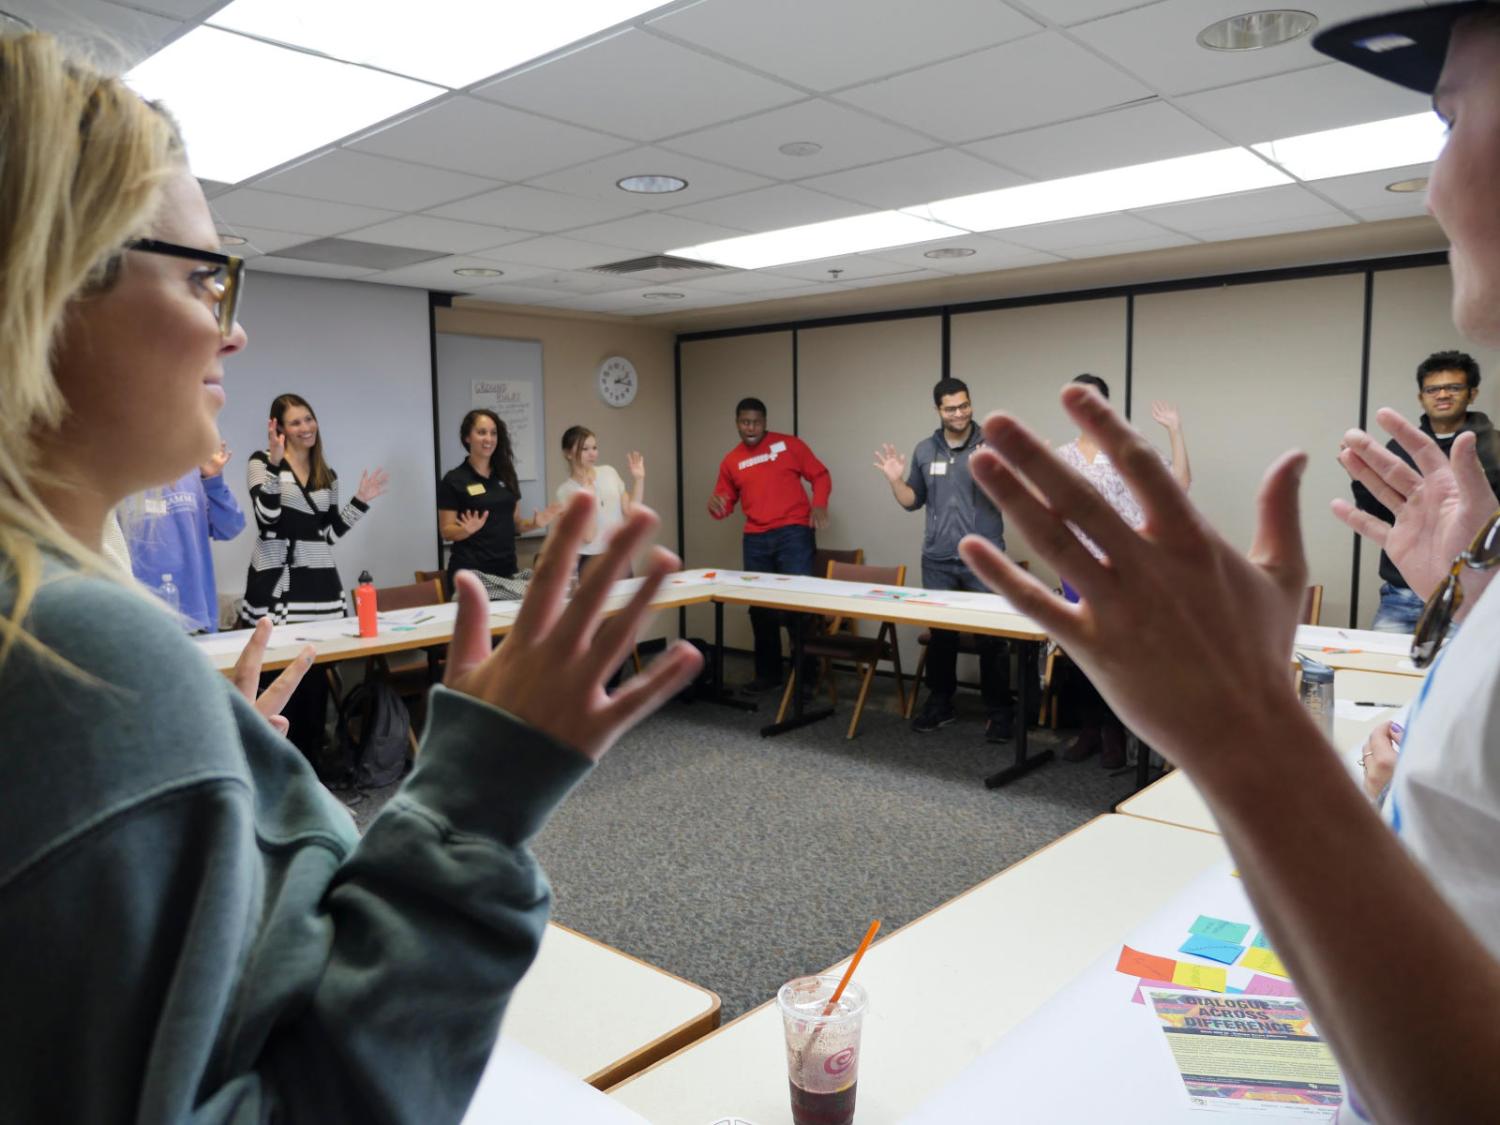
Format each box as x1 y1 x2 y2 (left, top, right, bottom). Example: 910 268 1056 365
743 524 816 681
1371 583 1424 634
921 557 1012 718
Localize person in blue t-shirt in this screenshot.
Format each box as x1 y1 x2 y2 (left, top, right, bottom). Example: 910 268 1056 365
123 438 245 632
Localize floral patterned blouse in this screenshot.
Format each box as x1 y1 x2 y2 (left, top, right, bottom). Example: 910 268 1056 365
1058 438 1169 558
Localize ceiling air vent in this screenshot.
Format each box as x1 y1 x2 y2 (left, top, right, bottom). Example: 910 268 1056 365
588 254 730 284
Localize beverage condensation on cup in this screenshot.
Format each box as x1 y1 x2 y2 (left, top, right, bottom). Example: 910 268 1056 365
777 975 867 1125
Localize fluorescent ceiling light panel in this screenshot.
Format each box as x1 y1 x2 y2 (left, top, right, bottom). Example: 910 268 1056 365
209 0 674 88
671 211 963 270
1251 113 1446 182
905 149 1291 233
127 26 440 183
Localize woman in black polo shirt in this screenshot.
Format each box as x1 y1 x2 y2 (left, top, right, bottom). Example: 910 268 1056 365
438 409 558 598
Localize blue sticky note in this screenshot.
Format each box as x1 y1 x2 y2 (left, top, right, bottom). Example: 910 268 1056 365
1226 986 1245 994
1251 931 1273 950
1189 915 1252 943
1179 934 1244 965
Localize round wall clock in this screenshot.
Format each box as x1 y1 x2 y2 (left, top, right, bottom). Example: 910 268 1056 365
597 355 638 408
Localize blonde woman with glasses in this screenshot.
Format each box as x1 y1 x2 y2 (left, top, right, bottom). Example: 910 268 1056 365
0 32 701 1120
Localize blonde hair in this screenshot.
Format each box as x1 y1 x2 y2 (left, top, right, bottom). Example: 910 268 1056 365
0 32 185 668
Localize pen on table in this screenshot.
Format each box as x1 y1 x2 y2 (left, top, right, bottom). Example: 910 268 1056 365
1355 701 1404 708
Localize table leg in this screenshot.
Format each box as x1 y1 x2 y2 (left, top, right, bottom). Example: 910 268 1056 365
984 639 1054 788
761 609 832 737
686 600 757 712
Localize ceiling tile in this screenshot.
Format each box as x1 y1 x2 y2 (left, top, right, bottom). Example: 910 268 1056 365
870 234 1064 273
1191 212 1358 244
248 257 380 280
211 223 305 258
1305 163 1433 214
526 147 771 210
667 184 872 234
661 99 934 178
1001 213 1181 253
649 0 1038 92
1348 200 1435 223
476 237 650 271
966 101 1228 181
361 256 549 292
348 97 632 182
341 214 535 255
474 268 649 296
462 284 573 308
801 149 1028 209
564 212 752 254
673 270 823 294
253 150 499 212
836 33 1151 144
1176 63 1431 146
427 185 639 231
210 189 398 236
1070 0 1402 97
474 29 803 142
12 0 179 65
770 254 929 283
1133 184 1347 234
109 0 213 16
1013 0 1152 24
1053 231 1200 260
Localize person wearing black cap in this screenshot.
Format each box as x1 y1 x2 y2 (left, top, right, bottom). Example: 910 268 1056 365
957 6 1500 1121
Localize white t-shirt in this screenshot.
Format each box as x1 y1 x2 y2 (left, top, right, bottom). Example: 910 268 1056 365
1385 573 1500 955
556 465 628 556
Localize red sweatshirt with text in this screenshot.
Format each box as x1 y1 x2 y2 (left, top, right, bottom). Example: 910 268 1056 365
711 432 832 535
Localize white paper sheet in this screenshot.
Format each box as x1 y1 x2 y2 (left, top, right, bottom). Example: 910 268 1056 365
461 1039 649 1124
1292 625 1412 657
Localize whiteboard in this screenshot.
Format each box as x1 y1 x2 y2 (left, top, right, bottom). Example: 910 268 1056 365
433 333 548 556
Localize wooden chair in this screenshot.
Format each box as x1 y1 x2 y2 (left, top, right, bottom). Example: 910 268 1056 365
1300 584 1324 626
374 578 446 754
813 546 864 578
776 561 907 739
415 569 451 601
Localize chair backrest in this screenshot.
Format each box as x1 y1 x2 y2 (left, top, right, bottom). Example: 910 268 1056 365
816 547 864 578
414 569 451 601
828 560 906 587
378 578 444 612
1300 584 1324 626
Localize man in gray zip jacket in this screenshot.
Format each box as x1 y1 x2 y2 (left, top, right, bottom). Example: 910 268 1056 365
875 377 1014 741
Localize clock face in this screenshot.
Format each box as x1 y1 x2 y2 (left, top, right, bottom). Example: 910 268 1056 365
597 355 638 408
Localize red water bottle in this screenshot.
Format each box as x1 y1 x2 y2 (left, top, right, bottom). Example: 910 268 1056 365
355 570 378 638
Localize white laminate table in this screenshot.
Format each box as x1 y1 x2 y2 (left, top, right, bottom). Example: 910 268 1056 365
608 815 1229 1123
1117 668 1422 835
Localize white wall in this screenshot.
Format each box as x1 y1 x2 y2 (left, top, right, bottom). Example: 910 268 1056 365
210 272 436 608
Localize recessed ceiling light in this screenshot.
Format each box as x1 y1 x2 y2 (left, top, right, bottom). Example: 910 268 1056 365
617 175 688 194
218 232 248 246
454 267 503 277
778 141 823 157
642 291 685 300
924 247 977 259
1197 10 1317 51
1386 177 1429 193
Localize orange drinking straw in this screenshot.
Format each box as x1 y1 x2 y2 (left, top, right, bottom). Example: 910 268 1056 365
826 919 881 1013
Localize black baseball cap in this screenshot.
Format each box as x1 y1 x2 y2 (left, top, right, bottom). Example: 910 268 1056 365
1313 2 1493 94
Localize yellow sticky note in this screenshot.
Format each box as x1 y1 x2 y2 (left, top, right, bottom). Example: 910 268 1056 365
1241 947 1290 978
1171 962 1228 992
466 483 486 496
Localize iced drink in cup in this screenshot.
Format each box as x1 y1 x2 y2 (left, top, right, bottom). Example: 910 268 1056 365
777 974 868 1125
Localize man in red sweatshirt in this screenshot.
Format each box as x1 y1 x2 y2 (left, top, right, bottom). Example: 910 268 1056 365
709 397 832 694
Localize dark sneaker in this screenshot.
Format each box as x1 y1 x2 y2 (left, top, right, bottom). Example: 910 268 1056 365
740 676 783 696
1101 724 1127 769
910 698 957 733
984 712 1014 743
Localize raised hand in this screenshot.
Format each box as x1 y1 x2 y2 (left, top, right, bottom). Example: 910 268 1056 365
456 509 489 538
531 502 564 530
1331 408 1497 600
1150 400 1181 431
355 468 389 504
444 493 704 761
627 451 645 480
266 419 285 465
958 384 1309 765
200 441 232 478
873 443 907 483
230 618 315 738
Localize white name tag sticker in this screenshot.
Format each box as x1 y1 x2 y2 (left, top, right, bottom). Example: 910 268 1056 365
144 498 168 515
930 460 948 476
770 441 787 455
466 482 486 496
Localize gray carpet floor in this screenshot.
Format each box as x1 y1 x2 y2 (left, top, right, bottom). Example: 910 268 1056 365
352 655 1137 1021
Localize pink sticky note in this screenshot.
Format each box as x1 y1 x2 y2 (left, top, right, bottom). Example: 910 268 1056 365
1244 974 1299 997
1131 978 1178 1004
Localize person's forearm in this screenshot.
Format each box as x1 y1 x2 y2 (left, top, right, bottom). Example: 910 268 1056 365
1193 714 1500 1123
889 478 917 509
1169 428 1191 490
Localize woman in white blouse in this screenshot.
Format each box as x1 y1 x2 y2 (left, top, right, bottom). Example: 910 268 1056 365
556 426 645 578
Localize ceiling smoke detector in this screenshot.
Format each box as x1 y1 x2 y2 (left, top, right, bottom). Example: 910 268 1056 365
617 175 688 194
924 247 977 259
1197 10 1317 51
642 291 685 300
1385 177 1429 193
778 141 823 157
454 267 503 277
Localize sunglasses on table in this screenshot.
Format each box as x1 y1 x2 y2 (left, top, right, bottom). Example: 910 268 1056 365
1411 508 1500 668
126 238 245 338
